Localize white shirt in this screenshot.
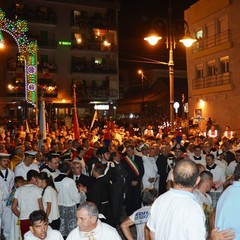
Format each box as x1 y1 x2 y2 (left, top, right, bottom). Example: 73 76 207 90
14 161 39 180
54 176 85 207
67 220 122 240
24 226 63 240
147 188 206 240
142 155 158 189
129 206 151 240
42 186 60 223
14 184 42 219
193 189 212 207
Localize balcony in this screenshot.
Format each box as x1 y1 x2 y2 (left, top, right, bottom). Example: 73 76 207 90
193 30 231 53
192 72 231 89
38 79 58 97
71 62 117 74
6 5 56 25
38 62 57 74
75 86 117 100
7 80 58 98
72 41 117 52
71 10 116 30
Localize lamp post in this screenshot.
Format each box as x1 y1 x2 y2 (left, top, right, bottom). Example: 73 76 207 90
144 5 196 132
138 70 144 112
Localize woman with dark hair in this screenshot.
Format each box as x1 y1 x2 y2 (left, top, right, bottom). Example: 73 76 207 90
36 172 61 230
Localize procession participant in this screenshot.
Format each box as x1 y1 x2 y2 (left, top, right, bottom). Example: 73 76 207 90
66 202 122 240
0 153 15 239
14 150 39 179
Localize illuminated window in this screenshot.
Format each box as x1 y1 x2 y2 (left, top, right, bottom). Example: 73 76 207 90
196 30 203 39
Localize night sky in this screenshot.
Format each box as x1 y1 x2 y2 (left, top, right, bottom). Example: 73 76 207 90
118 0 199 72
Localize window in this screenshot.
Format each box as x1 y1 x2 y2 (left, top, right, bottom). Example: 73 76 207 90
94 57 102 65
217 15 228 33
40 31 48 46
196 64 204 79
40 55 48 64
207 60 216 76
220 56 229 73
205 22 215 48
206 22 214 38
196 30 203 39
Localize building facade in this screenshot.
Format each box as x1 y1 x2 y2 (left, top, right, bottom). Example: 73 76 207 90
0 0 120 121
185 0 240 133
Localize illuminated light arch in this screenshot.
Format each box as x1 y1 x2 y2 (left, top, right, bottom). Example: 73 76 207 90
0 8 37 107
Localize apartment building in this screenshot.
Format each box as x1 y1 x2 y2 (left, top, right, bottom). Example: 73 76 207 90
0 0 120 120
185 0 240 132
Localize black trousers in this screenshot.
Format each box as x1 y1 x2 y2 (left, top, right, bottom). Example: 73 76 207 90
125 184 142 216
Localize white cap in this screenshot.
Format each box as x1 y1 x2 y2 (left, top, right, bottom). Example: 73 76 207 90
50 152 60 157
0 153 11 158
25 150 38 156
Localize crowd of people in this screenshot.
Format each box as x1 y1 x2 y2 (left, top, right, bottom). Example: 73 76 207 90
0 118 239 239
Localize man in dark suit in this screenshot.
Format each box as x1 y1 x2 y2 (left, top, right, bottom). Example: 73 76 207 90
86 162 115 227
121 144 144 216
69 160 94 190
110 151 127 225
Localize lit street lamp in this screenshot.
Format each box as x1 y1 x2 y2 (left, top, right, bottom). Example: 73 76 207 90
144 4 196 131
138 69 144 112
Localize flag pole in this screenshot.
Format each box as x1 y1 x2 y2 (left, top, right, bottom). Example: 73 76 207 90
73 84 80 140
90 110 97 130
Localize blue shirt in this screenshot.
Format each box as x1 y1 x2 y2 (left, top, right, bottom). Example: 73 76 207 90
215 181 240 239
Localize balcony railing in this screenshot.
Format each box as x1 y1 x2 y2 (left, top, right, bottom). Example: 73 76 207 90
75 87 117 99
6 6 56 24
72 42 117 52
71 11 116 30
192 72 231 89
38 63 57 73
193 30 231 53
7 82 58 97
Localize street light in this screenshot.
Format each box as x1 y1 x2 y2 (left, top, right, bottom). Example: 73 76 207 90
144 5 196 132
138 69 147 113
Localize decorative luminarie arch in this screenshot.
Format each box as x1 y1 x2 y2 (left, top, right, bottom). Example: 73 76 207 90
0 8 37 107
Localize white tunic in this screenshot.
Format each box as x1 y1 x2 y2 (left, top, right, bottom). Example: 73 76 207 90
0 168 15 200
54 177 84 207
226 160 237 176
67 220 122 240
142 155 158 189
0 168 15 238
207 164 226 193
41 167 60 179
